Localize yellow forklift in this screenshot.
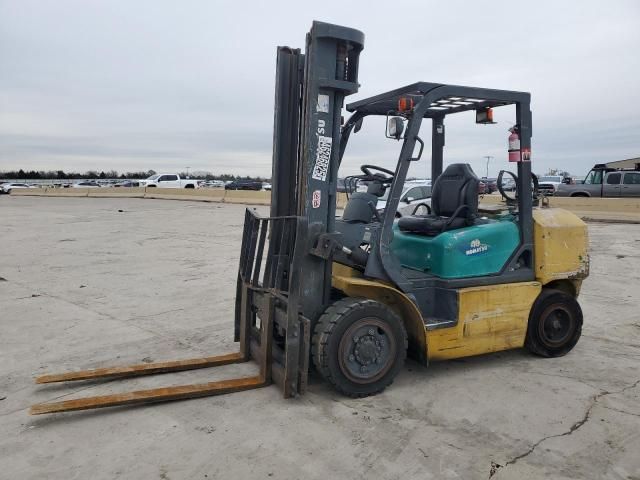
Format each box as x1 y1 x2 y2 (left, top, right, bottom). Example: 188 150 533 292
31 21 589 414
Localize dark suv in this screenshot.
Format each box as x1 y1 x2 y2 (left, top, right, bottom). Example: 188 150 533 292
225 180 263 191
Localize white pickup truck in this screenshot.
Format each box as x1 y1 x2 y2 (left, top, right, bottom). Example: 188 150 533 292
139 174 199 189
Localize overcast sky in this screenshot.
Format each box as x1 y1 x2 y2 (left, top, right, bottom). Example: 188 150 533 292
1 0 639 178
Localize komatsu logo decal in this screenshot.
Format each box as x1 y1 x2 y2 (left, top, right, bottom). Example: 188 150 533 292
465 238 489 256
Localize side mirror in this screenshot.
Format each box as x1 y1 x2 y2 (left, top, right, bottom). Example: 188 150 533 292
386 117 404 140
354 117 364 133
404 196 414 203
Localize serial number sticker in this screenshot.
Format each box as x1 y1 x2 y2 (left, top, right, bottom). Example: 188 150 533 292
316 94 330 113
521 148 531 161
312 190 321 208
311 135 332 181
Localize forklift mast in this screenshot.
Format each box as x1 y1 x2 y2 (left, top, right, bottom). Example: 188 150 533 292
270 21 364 322
29 22 365 415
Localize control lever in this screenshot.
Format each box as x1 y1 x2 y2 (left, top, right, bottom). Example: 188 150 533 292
368 201 382 223
340 245 369 266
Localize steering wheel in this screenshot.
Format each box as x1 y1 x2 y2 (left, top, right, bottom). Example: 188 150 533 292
497 170 518 202
360 164 395 182
497 170 540 204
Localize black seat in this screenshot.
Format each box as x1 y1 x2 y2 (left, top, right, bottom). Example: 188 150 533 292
398 163 479 236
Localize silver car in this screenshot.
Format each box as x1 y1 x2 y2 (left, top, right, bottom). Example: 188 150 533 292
71 181 102 188
377 182 432 217
1 182 31 193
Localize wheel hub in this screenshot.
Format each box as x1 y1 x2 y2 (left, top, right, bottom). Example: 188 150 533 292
353 335 382 366
338 318 396 384
540 305 573 346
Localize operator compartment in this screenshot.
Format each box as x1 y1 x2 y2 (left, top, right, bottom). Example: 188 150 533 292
391 219 520 279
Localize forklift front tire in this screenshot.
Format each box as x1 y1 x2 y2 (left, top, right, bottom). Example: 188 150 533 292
312 297 407 398
525 289 583 357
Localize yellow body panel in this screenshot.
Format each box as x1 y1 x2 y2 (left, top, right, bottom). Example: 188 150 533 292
426 282 541 360
332 208 589 362
332 263 428 360
533 208 589 288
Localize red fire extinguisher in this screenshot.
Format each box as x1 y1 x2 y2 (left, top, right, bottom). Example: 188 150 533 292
508 125 520 162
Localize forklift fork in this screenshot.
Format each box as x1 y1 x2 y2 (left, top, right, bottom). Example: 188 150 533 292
31 210 310 415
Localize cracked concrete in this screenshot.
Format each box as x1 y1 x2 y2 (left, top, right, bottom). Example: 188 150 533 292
494 379 640 476
1 196 639 480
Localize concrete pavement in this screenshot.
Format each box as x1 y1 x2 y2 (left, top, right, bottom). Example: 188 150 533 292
0 196 638 480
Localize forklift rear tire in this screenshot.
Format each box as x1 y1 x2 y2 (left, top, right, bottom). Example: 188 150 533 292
525 289 582 357
312 297 407 398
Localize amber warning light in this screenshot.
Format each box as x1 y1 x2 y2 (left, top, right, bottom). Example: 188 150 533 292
476 107 496 124
398 97 414 112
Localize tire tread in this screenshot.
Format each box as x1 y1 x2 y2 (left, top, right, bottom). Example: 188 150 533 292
312 297 407 398
525 288 582 357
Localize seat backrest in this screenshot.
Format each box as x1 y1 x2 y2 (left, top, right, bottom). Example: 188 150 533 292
431 163 479 218
342 192 379 223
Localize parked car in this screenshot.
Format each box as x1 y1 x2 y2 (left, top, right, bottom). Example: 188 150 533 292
556 163 640 197
478 181 487 195
71 181 101 188
498 177 517 192
481 178 498 194
537 175 569 196
1 182 31 193
113 181 140 187
139 174 199 189
377 182 432 218
202 180 225 188
262 182 272 191
224 180 263 191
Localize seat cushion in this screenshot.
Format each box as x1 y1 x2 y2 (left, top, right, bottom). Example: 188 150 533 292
398 215 468 236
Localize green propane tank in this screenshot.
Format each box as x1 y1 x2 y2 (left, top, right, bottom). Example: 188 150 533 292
390 220 519 279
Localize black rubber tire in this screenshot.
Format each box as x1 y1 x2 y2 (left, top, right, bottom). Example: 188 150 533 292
525 289 583 357
312 297 407 398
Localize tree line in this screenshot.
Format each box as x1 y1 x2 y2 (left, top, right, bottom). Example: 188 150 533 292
0 169 270 181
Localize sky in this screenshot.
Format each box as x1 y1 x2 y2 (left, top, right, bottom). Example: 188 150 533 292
1 0 639 178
